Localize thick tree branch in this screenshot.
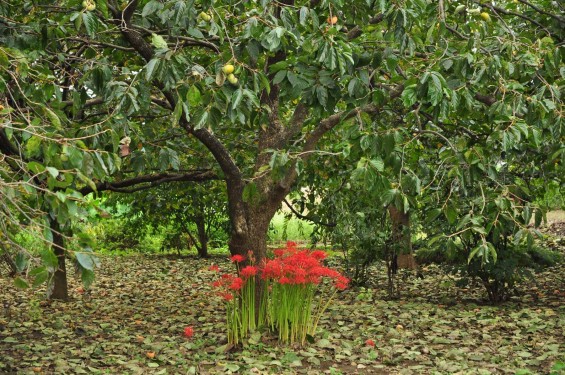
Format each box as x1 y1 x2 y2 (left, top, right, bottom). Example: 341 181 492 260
79 170 218 195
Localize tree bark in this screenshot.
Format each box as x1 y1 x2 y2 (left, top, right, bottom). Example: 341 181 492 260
195 214 209 258
388 205 411 255
50 219 69 301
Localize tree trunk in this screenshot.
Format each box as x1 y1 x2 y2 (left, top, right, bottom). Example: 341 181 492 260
50 219 68 301
195 214 209 258
228 200 277 322
388 205 411 255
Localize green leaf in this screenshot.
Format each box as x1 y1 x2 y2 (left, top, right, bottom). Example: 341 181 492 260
81 269 95 289
401 84 418 107
243 89 260 108
75 250 100 271
32 268 50 287
15 252 28 273
316 86 328 108
27 161 45 174
45 167 59 178
14 277 29 289
194 111 208 130
368 158 384 172
231 89 243 110
145 59 160 81
41 249 59 271
151 34 168 49
187 85 201 107
43 107 62 129
68 146 84 169
142 0 162 17
273 70 286 85
382 189 398 206
82 11 98 37
95 0 109 18
444 205 458 225
26 136 42 158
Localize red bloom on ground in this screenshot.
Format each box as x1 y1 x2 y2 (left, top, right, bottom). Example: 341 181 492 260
212 280 222 288
240 266 258 279
335 276 350 290
231 254 246 263
208 264 220 272
228 277 244 291
286 241 298 250
184 326 194 338
365 339 375 347
311 250 327 260
221 293 234 301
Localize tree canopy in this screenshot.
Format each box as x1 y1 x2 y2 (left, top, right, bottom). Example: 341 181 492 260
0 0 563 299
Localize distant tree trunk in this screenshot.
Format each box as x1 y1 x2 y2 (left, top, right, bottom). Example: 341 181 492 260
388 205 411 255
388 205 422 283
50 219 68 301
195 214 209 258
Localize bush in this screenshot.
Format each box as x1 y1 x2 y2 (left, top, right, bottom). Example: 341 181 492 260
418 243 560 302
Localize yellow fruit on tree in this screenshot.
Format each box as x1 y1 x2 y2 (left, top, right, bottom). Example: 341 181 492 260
222 64 235 74
227 73 238 85
82 0 95 11
199 12 211 21
327 16 338 25
480 12 491 21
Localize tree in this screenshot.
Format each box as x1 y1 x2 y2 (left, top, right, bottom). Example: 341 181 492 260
1 0 563 306
103 181 229 258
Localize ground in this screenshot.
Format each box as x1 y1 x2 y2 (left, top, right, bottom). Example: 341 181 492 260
0 222 563 374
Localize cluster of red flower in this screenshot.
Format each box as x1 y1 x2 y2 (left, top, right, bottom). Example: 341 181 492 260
262 241 349 290
212 242 349 296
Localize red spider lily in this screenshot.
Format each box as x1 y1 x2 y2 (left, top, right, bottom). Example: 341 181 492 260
365 339 375 347
228 277 244 291
231 254 246 263
240 266 258 279
184 326 194 338
221 293 234 301
208 264 220 272
212 280 222 288
335 276 350 290
310 250 327 260
286 241 298 249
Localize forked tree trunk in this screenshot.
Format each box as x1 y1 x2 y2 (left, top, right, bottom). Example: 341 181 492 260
50 219 68 301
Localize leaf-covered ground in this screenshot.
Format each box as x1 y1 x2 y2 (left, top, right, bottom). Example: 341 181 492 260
1 238 564 374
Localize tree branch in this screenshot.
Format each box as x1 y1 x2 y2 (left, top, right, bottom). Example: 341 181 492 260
472 0 561 42
516 0 564 24
80 170 218 195
283 198 336 227
346 14 384 40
